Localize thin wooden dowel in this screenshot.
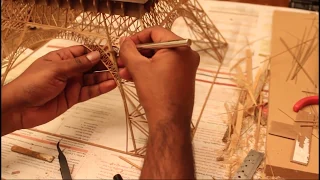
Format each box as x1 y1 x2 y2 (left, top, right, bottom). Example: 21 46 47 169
278 108 295 121
193 63 223 138
118 156 142 170
286 32 305 82
215 103 266 116
130 119 148 123
260 37 316 63
139 147 147 155
254 93 263 150
132 113 146 118
28 128 144 158
137 146 146 153
302 90 318 94
131 121 149 137
123 86 139 102
291 27 308 79
280 38 316 87
291 42 318 80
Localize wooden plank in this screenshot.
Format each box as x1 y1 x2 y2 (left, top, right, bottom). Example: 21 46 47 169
296 111 316 122
268 121 298 140
11 145 55 163
265 10 318 179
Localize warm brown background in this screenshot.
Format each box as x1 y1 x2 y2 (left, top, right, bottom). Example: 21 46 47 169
222 0 290 7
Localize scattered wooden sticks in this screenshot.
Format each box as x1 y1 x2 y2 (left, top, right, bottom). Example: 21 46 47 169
302 90 318 94
280 38 316 87
223 44 271 177
290 20 318 80
260 37 317 63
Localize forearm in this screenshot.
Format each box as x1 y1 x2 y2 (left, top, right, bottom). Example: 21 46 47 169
141 113 195 179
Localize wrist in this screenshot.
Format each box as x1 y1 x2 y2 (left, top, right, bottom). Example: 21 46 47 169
1 111 23 136
2 81 25 113
146 110 192 136
2 83 25 135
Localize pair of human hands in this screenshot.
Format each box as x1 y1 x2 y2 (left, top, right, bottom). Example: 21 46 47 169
1 27 200 135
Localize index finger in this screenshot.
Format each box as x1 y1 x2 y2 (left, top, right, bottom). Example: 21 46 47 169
47 45 89 60
130 26 182 44
66 45 89 57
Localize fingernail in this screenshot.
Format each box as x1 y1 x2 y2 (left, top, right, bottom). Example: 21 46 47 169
119 37 126 45
86 51 100 61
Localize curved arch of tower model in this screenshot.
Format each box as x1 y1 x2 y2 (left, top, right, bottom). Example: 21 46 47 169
1 0 228 156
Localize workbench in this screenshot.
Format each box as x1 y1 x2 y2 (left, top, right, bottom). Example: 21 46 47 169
1 1 318 179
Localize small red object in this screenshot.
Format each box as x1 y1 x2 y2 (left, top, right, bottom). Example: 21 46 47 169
293 96 319 112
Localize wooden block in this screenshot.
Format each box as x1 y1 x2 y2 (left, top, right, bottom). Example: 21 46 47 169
11 145 55 163
268 121 298 140
296 111 316 122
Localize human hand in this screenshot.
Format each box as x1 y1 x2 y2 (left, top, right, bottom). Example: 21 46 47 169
2 46 116 133
118 27 200 129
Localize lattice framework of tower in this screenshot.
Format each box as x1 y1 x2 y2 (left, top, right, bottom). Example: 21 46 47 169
1 0 228 156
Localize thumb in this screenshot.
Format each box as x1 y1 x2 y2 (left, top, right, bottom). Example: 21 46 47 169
119 38 148 70
61 51 100 75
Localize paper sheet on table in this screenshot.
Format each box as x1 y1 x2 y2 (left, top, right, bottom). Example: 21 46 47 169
1 1 313 179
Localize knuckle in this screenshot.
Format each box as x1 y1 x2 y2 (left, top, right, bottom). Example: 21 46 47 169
46 51 56 57
88 88 93 99
93 73 99 84
119 50 126 59
73 57 85 65
120 39 132 49
57 51 70 60
97 84 103 95
121 39 131 46
74 58 82 64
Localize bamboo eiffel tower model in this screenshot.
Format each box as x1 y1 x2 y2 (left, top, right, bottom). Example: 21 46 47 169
1 0 228 156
